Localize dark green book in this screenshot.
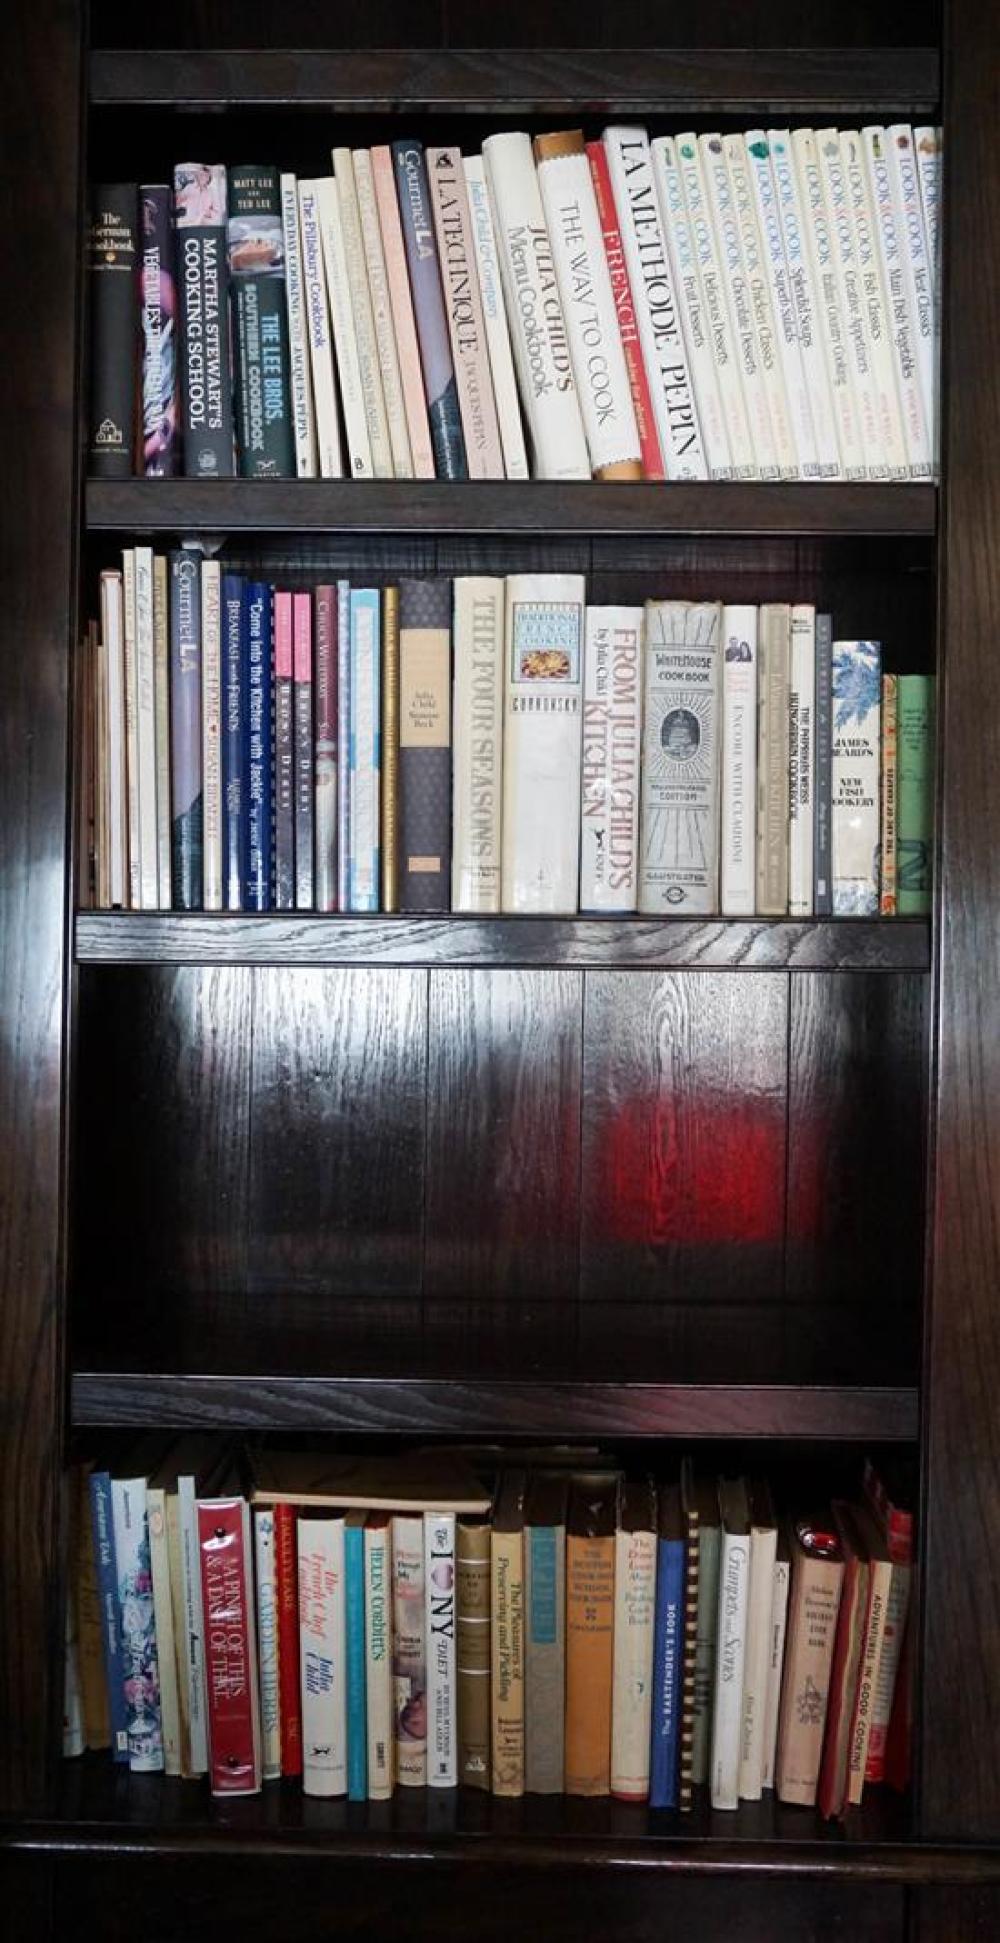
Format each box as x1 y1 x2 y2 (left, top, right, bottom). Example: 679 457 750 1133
228 165 295 479
897 675 934 916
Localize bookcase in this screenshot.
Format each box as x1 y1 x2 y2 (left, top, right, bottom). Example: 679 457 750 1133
2 0 999 1935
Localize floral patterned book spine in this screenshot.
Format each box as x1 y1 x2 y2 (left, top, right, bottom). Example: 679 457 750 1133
111 1476 164 1772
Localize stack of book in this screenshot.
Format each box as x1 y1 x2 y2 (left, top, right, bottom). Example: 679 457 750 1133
78 566 933 919
87 124 941 484
64 1448 913 1818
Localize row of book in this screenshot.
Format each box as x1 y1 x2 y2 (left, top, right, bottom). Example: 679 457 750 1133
80 563 933 919
64 1446 913 1820
87 123 941 486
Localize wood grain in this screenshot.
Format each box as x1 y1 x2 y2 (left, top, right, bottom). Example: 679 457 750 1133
910 1889 1000 1940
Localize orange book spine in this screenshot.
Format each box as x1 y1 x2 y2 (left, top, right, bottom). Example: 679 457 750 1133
564 1529 615 1796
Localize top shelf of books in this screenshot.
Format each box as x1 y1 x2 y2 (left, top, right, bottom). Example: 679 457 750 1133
88 48 941 117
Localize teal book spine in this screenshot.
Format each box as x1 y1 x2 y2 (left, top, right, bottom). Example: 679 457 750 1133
897 674 934 915
346 1522 367 1801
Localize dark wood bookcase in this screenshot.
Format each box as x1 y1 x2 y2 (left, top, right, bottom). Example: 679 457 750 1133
3 0 999 1936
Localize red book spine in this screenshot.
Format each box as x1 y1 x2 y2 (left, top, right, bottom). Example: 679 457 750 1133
586 140 664 481
314 583 338 913
816 1550 864 1820
197 1498 261 1795
275 1501 303 1776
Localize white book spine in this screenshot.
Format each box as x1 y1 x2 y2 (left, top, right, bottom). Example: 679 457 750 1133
862 127 932 478
364 1521 393 1800
831 639 881 915
392 1513 427 1787
452 576 505 913
316 175 373 479
153 558 171 907
331 147 393 478
501 572 586 913
200 558 222 911
739 1522 778 1801
112 1476 163 1773
464 155 531 481
699 132 779 478
639 600 722 916
711 1525 750 1811
720 605 758 916
913 127 942 288
650 136 732 477
885 125 936 463
425 1512 457 1787
371 145 436 481
761 1557 791 1791
744 131 821 477
840 132 909 479
336 579 351 911
122 549 140 907
671 132 753 477
348 592 380 913
147 1488 182 1775
535 141 641 476
134 546 159 909
814 130 882 476
768 129 842 476
580 605 643 913
482 132 590 480
296 180 344 479
177 1475 208 1775
280 173 318 477
299 1516 347 1797
791 128 865 479
611 1525 657 1801
724 134 798 477
101 574 127 909
254 1508 281 1781
788 605 816 917
352 148 413 479
603 126 708 479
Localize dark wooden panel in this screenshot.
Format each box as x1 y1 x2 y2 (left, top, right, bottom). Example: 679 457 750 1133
911 1889 1000 1940
0 0 82 1811
920 0 1000 1844
580 972 787 1307
90 0 445 48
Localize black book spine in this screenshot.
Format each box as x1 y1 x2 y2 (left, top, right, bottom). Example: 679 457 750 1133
293 593 315 909
274 591 295 910
87 184 138 478
139 185 180 477
814 611 833 917
168 551 204 910
398 578 452 912
228 164 296 479
174 163 236 478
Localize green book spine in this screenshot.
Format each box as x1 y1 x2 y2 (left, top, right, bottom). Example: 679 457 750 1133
897 675 934 915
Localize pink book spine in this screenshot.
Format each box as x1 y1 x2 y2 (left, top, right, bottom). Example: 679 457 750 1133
275 592 293 681
371 146 436 480
586 139 664 480
426 147 504 479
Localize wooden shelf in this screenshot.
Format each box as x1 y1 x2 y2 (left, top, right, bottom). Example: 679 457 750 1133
74 913 930 971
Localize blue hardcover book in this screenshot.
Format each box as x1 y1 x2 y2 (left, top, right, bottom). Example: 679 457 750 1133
336 579 351 913
346 1517 367 1801
168 550 203 910
649 1484 685 1809
349 587 380 912
221 573 246 910
88 1470 130 1763
245 581 273 910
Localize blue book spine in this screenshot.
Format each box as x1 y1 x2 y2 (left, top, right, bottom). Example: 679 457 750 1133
221 573 246 910
649 1536 685 1808
336 580 351 912
345 1522 367 1801
349 588 381 913
245 581 273 910
88 1470 130 1762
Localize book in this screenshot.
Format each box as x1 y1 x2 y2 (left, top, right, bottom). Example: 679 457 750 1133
296 180 344 478
293 592 314 910
316 174 372 479
392 140 468 480
681 1465 721 1790
565 1474 616 1797
63 1589 83 1757
88 1470 130 1761
227 164 295 478
254 1507 281 1782
200 558 222 911
314 584 338 911
456 1518 491 1791
813 613 834 917
897 674 933 915
250 1448 491 1516
364 1512 393 1800
815 1504 868 1820
452 575 505 913
755 603 791 916
147 1486 181 1774
650 135 731 478
112 1474 163 1772
791 128 865 479
862 126 932 479
699 132 780 480
392 1512 427 1786
710 1477 750 1811
880 673 899 915
580 605 643 913
845 1502 893 1807
501 572 586 913
179 1446 234 1781
788 603 816 917
862 1465 913 1787
72 1467 110 1751
122 549 140 906
534 130 641 479
678 1470 700 1812
639 599 722 915
724 132 798 477
491 1470 527 1796
198 1493 261 1796
345 1512 368 1801
524 1473 568 1795
739 1481 779 1801
649 1481 685 1808
398 578 451 912
482 131 590 480
274 589 295 910
245 581 273 912
427 147 504 478
134 545 159 910
587 138 663 479
814 129 883 478
353 148 413 479
99 570 127 908
274 1501 302 1777
839 131 909 479
831 639 881 914
671 133 754 478
380 584 400 912
775 1516 845 1806
168 551 203 911
87 184 137 477
348 588 381 912
743 131 821 477
138 185 180 476
220 573 245 911
761 1525 791 1791
463 154 531 481
720 604 758 916
767 130 841 476
337 578 351 911
174 163 235 477
279 173 318 477
299 1513 347 1797
371 145 436 481
885 126 936 463
331 146 393 478
425 1510 457 1787
613 1477 657 1803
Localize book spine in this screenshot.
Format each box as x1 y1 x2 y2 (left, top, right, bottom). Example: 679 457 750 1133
112 1476 164 1772
201 558 223 910
274 589 295 911
761 1556 791 1791
349 588 380 912
245 581 273 912
316 175 373 479
299 1515 347 1797
464 155 531 481
345 1521 368 1801
426 1511 457 1787
671 134 754 477
177 1476 209 1775
428 148 505 478
87 185 138 477
63 1595 84 1757
139 185 180 476
720 605 758 916
174 163 235 477
254 1508 281 1781
314 584 338 911
123 549 139 907
392 141 468 479
491 1524 525 1796
813 613 834 916
649 136 731 478
840 130 909 479
88 1471 130 1761
679 1506 700 1811
296 181 344 478
228 164 295 478
198 1498 260 1795
280 173 318 477
831 639 881 914
293 593 314 910
580 605 643 913
880 673 899 915
725 133 798 476
353 148 413 478
364 1518 393 1800
739 1525 779 1801
699 132 780 479
897 673 933 915
74 1469 110 1750
147 1489 181 1774
501 573 586 914
221 574 245 911
371 145 436 480
332 147 393 478
776 1555 844 1806
710 1525 750 1810
755 604 791 916
457 1520 491 1790
336 580 351 911
649 1535 684 1808
862 127 932 478
818 1549 869 1819
612 1524 657 1802
788 604 816 917
381 585 401 912
398 579 451 912
134 546 159 909
847 1561 891 1803
564 1531 615 1797
392 1513 427 1786
100 571 128 909
165 1494 192 1772
482 131 591 480
791 128 865 478
639 600 722 915
767 130 841 475
815 129 882 477
744 131 821 476
168 550 203 910
866 1563 912 1782
452 577 505 913
274 1501 302 1777
535 132 641 479
885 125 936 462
587 139 664 478
524 1521 566 1794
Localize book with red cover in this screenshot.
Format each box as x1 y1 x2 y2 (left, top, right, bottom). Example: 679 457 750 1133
586 140 664 481
197 1495 262 1795
862 1461 914 1787
274 1500 302 1776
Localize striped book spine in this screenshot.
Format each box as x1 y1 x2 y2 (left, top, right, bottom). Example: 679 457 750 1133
680 1497 700 1811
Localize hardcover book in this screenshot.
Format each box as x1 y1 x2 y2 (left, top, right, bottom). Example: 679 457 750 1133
371 145 436 480
839 132 909 479
739 1482 779 1802
723 132 798 477
314 584 338 911
364 1512 393 1800
349 588 381 911
885 125 935 462
698 132 780 480
831 639 881 914
587 137 664 478
87 184 138 478
244 581 273 912
639 600 722 915
814 129 883 477
293 592 314 910
134 546 159 910
122 550 139 907
112 1475 164 1773
198 1495 261 1796
88 1470 130 1761
682 1464 720 1791
491 1471 527 1797
299 1513 347 1797
580 605 643 912
274 590 295 911
398 579 451 912
381 584 400 912
613 1477 657 1803
501 573 586 913
897 674 933 915
650 136 731 479
279 173 318 477
316 175 372 478
524 1474 568 1795
138 185 180 476
743 131 822 477
813 613 834 916
767 130 841 476
788 604 816 916
791 128 865 479
331 147 394 478
254 1507 281 1782
818 1501 872 1819
168 550 203 911
174 163 235 477
463 155 531 481
755 603 791 916
862 126 932 478
147 1487 181 1774
452 576 505 913
392 140 468 480
761 1525 791 1791
427 147 504 478
565 1475 616 1797
274 1501 302 1776
710 1477 750 1811
880 673 899 915
456 1518 491 1790
775 1517 845 1806
228 164 295 478
720 604 758 916
200 558 222 911
337 577 351 912
353 148 413 478
650 1482 685 1808
296 180 344 478
845 1502 893 1807
670 134 753 477
221 573 245 911
393 1512 427 1786
345 1512 368 1801
425 1511 457 1787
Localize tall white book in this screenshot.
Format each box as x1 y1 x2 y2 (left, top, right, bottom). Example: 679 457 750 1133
739 1484 778 1802
743 131 821 478
364 1514 393 1801
425 1512 457 1788
723 134 798 478
813 130 883 478
761 1536 791 1791
200 557 222 911
331 146 393 478
452 576 505 914
639 600 722 916
316 175 373 479
254 1508 281 1782
672 133 753 478
839 131 909 481
299 1513 348 1798
392 1512 427 1786
651 134 731 478
482 132 590 480
862 127 932 479
884 125 936 462
788 604 816 917
296 180 344 479
710 1478 750 1812
611 1483 657 1802
698 132 780 479
604 126 708 480
133 545 159 909
791 128 866 479
831 639 881 914
464 155 530 481
913 127 942 287
501 572 586 913
580 605 643 913
279 173 318 477
100 570 127 909
720 604 758 917
768 129 841 476
152 555 171 906
352 147 413 479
